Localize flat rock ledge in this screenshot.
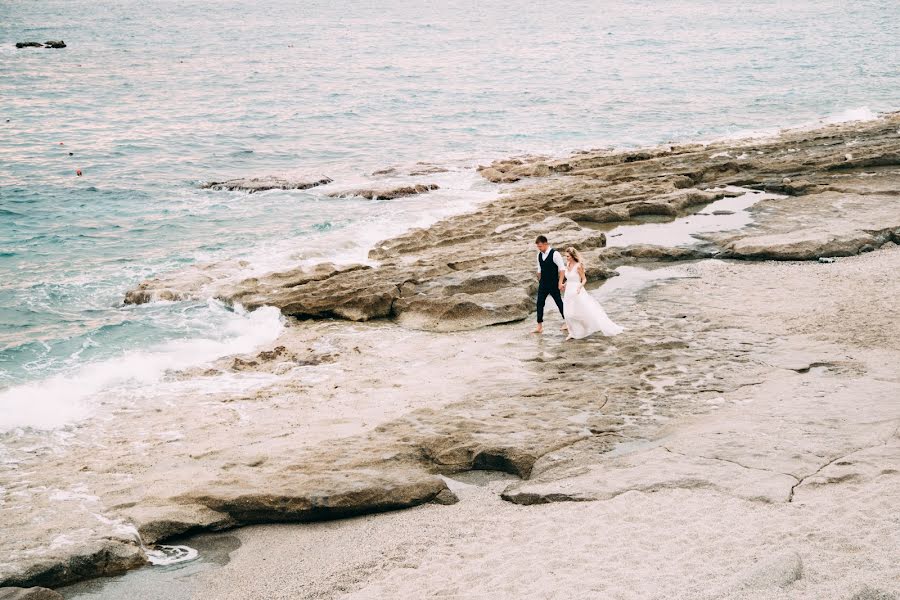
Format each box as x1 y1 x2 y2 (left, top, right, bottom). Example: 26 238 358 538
327 183 439 200
201 176 332 193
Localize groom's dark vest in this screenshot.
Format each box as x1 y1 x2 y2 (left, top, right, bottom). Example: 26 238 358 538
538 249 560 291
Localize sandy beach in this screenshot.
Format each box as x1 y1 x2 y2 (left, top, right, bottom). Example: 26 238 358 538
3 114 899 599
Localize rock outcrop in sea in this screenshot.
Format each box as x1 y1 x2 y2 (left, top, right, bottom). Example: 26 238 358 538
15 41 66 49
200 175 333 193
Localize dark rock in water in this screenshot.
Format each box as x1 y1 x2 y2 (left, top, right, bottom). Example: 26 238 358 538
408 162 450 176
0 588 64 600
15 40 66 49
328 183 439 200
371 167 398 176
371 164 448 177
201 176 332 193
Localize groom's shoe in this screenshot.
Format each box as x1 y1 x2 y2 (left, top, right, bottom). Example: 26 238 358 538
561 323 568 331
533 324 543 334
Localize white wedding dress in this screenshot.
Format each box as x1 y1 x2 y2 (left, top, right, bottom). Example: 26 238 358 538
563 265 624 339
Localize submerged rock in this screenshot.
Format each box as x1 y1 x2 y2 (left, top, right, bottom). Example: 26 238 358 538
43 40 66 48
408 163 450 176
202 176 332 193
15 42 45 48
327 183 439 200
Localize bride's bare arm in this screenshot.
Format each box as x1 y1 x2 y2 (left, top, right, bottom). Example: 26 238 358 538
575 263 587 294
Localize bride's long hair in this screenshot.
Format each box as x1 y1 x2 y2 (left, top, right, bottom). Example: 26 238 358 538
564 246 584 265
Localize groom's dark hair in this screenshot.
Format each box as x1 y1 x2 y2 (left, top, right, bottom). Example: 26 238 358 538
535 235 548 244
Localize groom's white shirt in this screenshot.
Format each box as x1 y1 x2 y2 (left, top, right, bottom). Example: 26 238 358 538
536 247 566 273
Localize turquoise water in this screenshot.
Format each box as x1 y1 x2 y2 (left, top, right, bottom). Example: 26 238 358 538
1 0 897 429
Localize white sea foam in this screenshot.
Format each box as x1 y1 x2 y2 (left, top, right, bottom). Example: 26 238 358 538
821 107 878 124
704 107 883 146
0 302 283 433
147 544 199 566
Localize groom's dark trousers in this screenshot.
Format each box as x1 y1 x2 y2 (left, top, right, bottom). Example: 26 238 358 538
536 248 564 323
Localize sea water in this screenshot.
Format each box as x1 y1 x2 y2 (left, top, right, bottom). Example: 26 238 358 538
1 0 897 431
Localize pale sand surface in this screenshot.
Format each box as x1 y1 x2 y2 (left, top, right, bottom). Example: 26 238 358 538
191 246 900 600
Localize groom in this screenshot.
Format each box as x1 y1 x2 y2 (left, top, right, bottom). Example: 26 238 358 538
533 235 566 334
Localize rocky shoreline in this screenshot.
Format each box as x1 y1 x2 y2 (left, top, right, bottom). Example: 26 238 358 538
2 114 899 597
125 115 900 331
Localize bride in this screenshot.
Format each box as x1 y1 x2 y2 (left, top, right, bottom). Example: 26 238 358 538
562 247 624 340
